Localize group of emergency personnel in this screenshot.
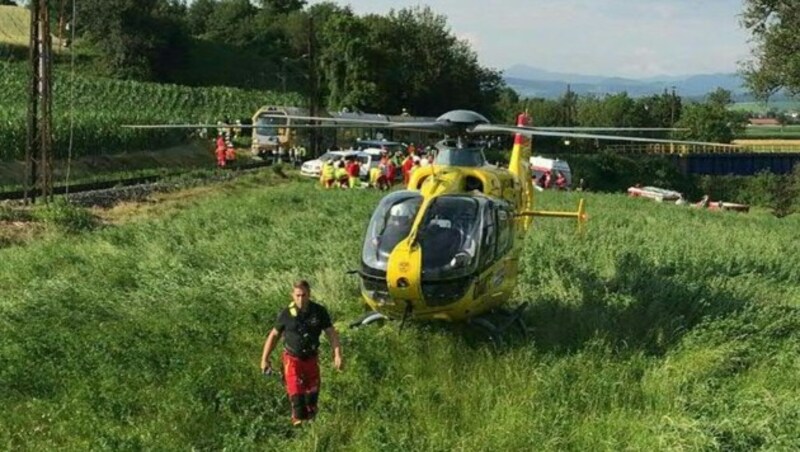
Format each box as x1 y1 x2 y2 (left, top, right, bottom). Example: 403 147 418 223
318 144 436 190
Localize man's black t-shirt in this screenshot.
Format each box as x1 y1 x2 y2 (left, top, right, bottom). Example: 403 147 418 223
275 301 333 358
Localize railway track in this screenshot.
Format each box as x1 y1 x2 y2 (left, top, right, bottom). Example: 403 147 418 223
0 160 277 205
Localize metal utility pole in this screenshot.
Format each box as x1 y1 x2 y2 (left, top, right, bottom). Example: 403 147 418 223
25 0 55 205
670 86 677 154
670 85 677 127
307 16 320 156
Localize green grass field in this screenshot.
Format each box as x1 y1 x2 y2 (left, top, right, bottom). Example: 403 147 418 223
741 125 800 139
1 174 799 449
731 100 800 114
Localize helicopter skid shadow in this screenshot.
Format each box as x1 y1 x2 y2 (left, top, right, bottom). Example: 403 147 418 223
522 253 749 356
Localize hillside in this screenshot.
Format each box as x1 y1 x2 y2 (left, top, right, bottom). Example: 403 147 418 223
1 176 799 449
504 64 748 100
0 5 27 47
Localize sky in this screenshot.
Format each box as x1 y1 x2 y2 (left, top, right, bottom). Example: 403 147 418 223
305 0 753 79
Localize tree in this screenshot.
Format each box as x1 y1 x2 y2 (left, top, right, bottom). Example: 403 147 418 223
0 1 18 6
77 0 189 81
256 0 306 15
311 5 503 115
187 0 217 36
203 0 258 47
576 93 644 128
676 89 747 143
741 1 800 99
635 91 682 128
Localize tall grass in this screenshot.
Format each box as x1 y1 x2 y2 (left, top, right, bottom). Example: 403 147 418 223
1 176 799 450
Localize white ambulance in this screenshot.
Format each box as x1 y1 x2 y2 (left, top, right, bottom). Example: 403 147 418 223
529 156 572 189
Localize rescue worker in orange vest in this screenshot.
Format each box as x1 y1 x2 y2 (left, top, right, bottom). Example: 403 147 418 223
260 280 343 426
215 136 227 168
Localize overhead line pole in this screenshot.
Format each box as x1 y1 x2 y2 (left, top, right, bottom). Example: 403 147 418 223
25 0 55 205
24 0 40 205
307 16 319 157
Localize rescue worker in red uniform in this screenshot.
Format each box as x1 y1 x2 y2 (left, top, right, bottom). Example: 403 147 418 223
260 280 343 426
555 171 567 190
215 136 227 168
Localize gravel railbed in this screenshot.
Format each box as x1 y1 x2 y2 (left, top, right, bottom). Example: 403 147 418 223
65 166 283 208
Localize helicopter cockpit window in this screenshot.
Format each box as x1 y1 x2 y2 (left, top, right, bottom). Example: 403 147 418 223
417 196 481 280
362 191 423 272
434 148 487 167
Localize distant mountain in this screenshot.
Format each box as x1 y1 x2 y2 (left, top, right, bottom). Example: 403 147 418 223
503 64 749 100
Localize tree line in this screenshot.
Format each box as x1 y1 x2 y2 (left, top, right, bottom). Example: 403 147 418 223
8 0 797 144
30 0 501 118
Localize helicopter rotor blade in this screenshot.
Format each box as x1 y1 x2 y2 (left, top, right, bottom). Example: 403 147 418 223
120 123 415 130
530 126 688 132
256 113 449 130
121 124 244 129
470 124 738 148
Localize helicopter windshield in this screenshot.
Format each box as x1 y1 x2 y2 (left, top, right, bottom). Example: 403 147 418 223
362 191 424 272
418 196 481 280
434 148 486 167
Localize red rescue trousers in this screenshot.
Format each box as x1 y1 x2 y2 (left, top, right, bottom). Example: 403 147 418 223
282 351 320 421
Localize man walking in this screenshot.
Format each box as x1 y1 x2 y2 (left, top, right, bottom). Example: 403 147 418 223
260 280 343 425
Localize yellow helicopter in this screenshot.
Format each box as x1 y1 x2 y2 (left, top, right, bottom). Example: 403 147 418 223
351 111 581 333
124 110 719 335
250 108 729 335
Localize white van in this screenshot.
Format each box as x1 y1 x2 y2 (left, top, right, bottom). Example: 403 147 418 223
529 156 572 189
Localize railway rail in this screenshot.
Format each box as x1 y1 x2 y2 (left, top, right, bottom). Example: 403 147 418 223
0 160 275 203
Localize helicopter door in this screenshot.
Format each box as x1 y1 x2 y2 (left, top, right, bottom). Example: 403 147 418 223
496 206 514 255
479 202 497 269
417 196 481 280
416 196 483 306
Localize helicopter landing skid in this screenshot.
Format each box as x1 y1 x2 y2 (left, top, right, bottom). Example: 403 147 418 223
349 311 390 329
469 303 529 342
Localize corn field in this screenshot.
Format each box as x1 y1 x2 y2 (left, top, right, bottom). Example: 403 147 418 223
0 62 302 161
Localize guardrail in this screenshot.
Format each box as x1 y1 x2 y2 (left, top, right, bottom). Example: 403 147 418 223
604 142 800 155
